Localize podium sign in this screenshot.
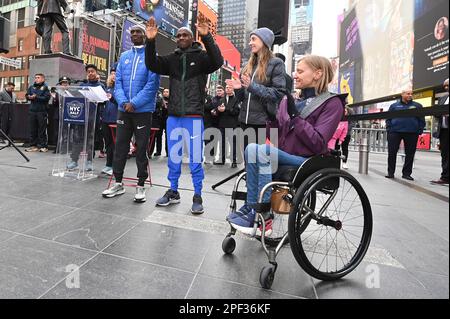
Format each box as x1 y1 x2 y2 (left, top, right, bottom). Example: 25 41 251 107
52 86 101 181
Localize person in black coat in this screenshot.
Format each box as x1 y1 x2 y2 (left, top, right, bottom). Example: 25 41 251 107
214 84 240 168
431 78 449 185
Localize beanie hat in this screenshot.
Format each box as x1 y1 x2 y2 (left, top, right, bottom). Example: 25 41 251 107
177 27 194 37
130 24 146 33
251 28 275 49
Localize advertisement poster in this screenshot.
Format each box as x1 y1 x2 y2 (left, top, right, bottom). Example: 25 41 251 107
413 0 449 90
133 0 189 37
80 19 111 82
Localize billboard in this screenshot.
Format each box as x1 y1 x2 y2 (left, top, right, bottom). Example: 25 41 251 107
197 0 218 41
133 0 189 37
339 0 449 104
79 19 111 81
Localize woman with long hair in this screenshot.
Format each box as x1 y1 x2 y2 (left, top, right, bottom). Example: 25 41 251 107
227 55 347 236
226 28 287 152
101 68 119 176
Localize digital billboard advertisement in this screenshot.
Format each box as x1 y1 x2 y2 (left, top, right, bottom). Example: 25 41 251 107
133 0 190 37
339 0 449 104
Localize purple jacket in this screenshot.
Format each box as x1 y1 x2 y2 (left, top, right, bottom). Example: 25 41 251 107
268 94 346 157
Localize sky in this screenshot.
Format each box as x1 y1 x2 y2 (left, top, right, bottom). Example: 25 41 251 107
311 0 349 57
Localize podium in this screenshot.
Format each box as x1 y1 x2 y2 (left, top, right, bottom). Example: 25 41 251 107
52 86 106 181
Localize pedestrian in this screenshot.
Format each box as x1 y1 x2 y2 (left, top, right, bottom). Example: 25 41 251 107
102 24 160 203
385 89 426 181
145 15 223 214
51 76 71 153
226 27 286 154
274 53 293 92
205 85 224 164
431 78 449 185
227 55 346 236
0 82 16 143
100 68 119 176
153 88 170 157
148 91 164 158
215 83 240 168
340 106 355 170
67 64 106 171
25 73 51 153
328 118 349 155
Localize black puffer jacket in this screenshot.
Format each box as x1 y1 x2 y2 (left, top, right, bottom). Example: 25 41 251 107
236 57 286 126
145 33 223 117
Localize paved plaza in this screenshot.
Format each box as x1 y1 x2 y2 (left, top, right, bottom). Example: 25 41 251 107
0 145 448 299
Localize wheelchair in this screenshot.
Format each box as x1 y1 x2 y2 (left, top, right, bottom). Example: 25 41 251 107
222 151 373 289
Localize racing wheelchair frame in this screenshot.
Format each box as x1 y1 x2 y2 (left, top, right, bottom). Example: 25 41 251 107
222 152 373 289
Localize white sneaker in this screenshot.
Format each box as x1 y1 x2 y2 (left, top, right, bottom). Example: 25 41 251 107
102 166 113 176
134 186 146 203
102 183 125 198
342 163 349 170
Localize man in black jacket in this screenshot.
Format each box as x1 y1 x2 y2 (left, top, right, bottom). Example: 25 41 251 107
215 84 240 168
431 78 449 185
145 16 223 215
37 0 72 55
25 73 51 152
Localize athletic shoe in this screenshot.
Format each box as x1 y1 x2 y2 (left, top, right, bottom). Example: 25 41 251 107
256 218 273 237
134 186 146 203
102 166 113 176
342 162 349 170
156 189 181 207
25 146 39 152
102 183 125 198
431 179 449 185
66 161 78 170
228 205 256 235
39 148 48 153
86 161 93 172
191 194 204 215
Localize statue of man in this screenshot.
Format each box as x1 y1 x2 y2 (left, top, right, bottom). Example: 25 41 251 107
37 0 72 55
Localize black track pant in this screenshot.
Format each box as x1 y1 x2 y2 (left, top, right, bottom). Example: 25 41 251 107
113 112 152 186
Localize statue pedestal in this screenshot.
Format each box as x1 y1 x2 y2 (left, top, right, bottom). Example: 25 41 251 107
29 53 85 87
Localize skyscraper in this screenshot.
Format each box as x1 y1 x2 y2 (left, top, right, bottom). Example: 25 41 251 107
217 0 259 63
291 0 313 55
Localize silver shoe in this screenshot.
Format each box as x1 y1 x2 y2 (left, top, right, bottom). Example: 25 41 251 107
102 183 125 198
134 186 146 203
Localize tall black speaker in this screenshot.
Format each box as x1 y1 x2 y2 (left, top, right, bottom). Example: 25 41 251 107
0 16 11 54
258 0 290 46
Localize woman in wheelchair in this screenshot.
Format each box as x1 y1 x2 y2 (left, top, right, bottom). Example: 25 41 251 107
227 55 347 236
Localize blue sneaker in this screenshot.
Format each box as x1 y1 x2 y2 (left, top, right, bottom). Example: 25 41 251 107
156 189 181 207
228 205 256 235
191 194 204 215
66 161 78 170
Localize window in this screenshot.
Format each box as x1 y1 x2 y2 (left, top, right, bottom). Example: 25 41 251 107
18 39 24 52
17 8 25 28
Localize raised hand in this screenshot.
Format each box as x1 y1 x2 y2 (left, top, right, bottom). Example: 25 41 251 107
196 15 210 37
226 78 241 90
146 16 158 40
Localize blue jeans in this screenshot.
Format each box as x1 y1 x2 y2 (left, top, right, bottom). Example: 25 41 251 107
167 116 204 195
245 144 308 206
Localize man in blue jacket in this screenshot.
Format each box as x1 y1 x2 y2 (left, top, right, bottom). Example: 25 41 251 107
25 73 51 153
102 24 160 203
386 89 426 181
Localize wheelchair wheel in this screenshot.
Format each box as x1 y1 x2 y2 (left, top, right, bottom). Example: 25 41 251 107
222 236 236 255
255 191 315 248
288 169 372 281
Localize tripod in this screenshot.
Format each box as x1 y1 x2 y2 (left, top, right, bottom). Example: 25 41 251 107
0 128 30 162
211 168 245 190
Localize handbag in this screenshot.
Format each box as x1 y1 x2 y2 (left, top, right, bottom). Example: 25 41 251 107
271 186 292 215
